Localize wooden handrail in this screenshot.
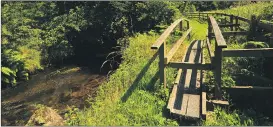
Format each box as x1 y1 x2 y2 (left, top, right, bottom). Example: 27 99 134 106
151 18 183 49
164 27 192 64
223 48 273 57
168 62 213 70
209 16 227 48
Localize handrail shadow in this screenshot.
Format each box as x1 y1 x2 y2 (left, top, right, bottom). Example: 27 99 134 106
121 50 159 102
173 40 202 110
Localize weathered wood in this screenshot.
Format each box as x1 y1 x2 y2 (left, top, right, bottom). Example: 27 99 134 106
179 21 183 31
227 86 273 90
209 16 227 48
164 27 192 64
208 100 229 105
214 46 223 99
235 17 239 31
201 92 206 120
151 18 182 49
223 48 273 57
174 69 182 85
258 22 273 32
186 94 200 118
168 62 213 70
181 94 189 115
167 84 178 110
159 43 166 88
218 24 240 27
230 15 234 31
209 31 248 36
235 16 251 23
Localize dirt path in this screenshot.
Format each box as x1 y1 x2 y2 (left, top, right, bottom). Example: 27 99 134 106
1 66 106 126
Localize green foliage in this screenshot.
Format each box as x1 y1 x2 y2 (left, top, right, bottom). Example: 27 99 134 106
1 1 182 88
64 31 178 126
203 107 254 126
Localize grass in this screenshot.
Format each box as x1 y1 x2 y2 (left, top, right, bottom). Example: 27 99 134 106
66 18 208 126
213 2 273 19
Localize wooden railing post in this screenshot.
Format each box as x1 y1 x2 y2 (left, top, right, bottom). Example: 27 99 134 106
235 17 239 31
208 19 212 39
179 21 183 31
159 42 166 88
249 15 257 40
214 45 223 99
186 21 190 39
199 12 201 20
230 15 234 31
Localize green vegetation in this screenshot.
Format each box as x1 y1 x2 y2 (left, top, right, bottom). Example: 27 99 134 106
1 1 182 88
203 107 254 126
2 1 273 126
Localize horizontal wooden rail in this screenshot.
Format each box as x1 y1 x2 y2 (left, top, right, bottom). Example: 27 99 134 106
223 48 273 57
209 31 248 36
218 24 240 27
168 62 213 70
164 27 192 64
151 18 183 49
209 16 227 48
258 22 273 32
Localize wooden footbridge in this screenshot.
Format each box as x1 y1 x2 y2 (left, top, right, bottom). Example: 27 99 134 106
151 12 273 119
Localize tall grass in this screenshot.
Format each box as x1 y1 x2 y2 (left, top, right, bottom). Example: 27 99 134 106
214 2 273 19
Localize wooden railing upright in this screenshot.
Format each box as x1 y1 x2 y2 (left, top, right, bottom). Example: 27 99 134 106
151 18 191 88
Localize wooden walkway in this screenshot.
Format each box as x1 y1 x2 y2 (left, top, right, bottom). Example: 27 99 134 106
167 40 203 118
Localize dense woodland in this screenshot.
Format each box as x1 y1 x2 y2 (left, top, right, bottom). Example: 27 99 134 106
1 1 273 126
1 1 246 88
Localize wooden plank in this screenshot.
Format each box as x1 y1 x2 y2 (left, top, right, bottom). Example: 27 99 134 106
151 18 182 49
167 85 178 110
168 62 213 70
234 16 251 23
209 100 229 105
223 48 273 57
186 94 200 118
218 24 240 27
174 69 182 85
228 86 273 90
201 92 206 120
209 31 248 36
214 46 223 99
209 16 227 48
164 27 192 64
258 22 273 32
181 94 189 115
159 43 166 88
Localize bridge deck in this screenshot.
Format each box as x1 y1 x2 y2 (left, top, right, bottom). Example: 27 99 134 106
167 40 203 118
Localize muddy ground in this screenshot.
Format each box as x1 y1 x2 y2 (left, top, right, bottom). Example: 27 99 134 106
1 66 106 126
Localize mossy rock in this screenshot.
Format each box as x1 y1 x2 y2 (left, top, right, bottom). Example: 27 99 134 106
26 105 64 126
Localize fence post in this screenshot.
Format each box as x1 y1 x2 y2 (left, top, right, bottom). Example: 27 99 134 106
230 15 234 31
208 18 212 39
235 17 239 31
186 21 190 39
214 45 223 99
249 15 257 40
180 20 183 31
159 42 166 88
199 12 201 20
